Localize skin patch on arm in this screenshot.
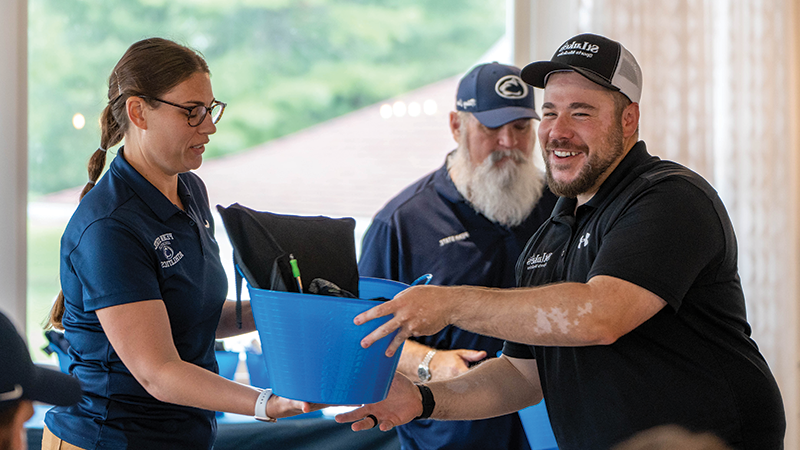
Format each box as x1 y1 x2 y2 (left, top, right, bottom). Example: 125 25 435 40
547 308 571 334
535 306 583 335
534 309 553 334
575 302 592 325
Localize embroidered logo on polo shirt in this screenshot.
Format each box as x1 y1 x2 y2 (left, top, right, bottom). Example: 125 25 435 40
526 252 552 270
439 231 470 247
154 233 184 268
577 232 591 249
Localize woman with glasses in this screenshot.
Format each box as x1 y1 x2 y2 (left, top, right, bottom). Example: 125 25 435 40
43 38 315 450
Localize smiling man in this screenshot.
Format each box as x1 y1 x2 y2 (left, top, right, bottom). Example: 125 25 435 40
339 34 786 450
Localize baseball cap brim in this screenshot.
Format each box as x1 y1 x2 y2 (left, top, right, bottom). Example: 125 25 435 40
472 106 540 128
25 364 82 407
520 61 619 93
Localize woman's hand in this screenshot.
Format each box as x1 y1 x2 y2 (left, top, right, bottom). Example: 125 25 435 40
268 395 326 419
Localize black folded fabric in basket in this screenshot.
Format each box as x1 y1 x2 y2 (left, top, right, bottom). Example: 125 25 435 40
216 203 360 297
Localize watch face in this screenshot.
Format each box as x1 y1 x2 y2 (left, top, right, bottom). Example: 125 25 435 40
418 366 431 382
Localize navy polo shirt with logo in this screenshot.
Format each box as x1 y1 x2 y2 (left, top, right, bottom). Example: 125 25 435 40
359 156 557 450
504 141 785 450
45 148 228 450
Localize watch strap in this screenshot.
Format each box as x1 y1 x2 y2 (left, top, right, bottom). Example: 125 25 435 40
421 349 436 368
414 384 435 420
418 349 436 381
254 388 277 422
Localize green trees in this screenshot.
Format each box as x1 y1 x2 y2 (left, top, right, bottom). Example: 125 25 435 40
28 0 505 196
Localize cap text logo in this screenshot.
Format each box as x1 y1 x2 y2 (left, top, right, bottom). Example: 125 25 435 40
557 40 600 59
456 98 477 109
558 40 600 54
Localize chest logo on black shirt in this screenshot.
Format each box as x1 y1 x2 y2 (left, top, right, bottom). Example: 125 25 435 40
154 233 184 268
525 252 552 270
577 232 591 249
439 231 470 247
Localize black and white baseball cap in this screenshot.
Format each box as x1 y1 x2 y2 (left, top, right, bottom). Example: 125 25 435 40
521 33 643 103
456 62 539 128
0 312 81 412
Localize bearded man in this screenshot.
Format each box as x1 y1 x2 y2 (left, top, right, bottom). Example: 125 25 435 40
358 62 557 450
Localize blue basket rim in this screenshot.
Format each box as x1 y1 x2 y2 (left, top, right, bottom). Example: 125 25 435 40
245 275 409 305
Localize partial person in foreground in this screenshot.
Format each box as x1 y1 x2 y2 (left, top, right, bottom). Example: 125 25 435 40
359 62 557 450
43 38 317 450
338 33 786 450
611 425 734 450
0 311 81 450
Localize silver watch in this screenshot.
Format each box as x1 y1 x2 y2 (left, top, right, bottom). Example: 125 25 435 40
417 349 436 382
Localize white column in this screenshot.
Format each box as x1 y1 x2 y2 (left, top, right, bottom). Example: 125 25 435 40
0 0 28 333
785 1 800 446
509 0 530 69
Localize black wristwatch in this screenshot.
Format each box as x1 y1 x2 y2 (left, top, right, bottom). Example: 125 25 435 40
415 384 435 420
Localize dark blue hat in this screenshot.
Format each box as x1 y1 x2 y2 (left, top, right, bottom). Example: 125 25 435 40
0 312 81 412
456 62 539 128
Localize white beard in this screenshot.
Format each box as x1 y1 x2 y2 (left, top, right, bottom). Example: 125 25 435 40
448 143 546 228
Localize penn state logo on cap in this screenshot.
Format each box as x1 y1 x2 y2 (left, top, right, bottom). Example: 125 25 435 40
495 75 529 100
456 62 539 128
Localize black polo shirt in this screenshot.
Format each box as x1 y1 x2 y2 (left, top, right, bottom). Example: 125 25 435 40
503 141 785 450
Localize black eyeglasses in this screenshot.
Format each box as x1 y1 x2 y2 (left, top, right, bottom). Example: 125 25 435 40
141 96 226 127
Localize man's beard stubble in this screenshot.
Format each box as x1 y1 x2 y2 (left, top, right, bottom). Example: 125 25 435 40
448 134 545 228
543 122 625 199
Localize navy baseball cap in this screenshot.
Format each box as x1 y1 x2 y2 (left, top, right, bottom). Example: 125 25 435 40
0 311 81 412
521 33 642 103
456 62 539 128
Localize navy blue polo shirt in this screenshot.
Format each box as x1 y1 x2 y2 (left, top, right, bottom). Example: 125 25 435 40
359 157 557 450
45 148 228 450
504 141 785 450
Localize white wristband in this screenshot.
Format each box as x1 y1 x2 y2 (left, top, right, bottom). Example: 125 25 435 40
254 388 276 422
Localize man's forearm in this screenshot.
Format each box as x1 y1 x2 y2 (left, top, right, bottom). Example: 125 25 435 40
445 277 666 347
426 356 541 421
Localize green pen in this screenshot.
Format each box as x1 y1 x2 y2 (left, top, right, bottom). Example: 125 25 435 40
289 254 303 293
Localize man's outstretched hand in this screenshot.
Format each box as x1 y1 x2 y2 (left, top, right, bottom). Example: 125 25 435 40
335 372 423 432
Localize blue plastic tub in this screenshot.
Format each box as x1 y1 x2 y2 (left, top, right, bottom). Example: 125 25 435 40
45 343 72 374
248 276 407 405
215 350 240 381
518 400 558 449
245 351 271 389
